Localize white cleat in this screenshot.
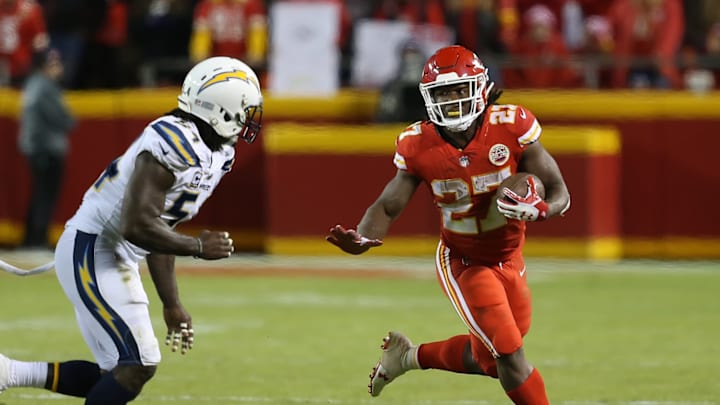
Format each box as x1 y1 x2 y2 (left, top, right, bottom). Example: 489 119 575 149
368 331 417 397
0 353 10 393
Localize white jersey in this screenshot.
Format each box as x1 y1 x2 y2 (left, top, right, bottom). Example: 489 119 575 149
67 114 236 262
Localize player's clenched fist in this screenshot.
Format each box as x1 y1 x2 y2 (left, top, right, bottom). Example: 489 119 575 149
195 230 234 260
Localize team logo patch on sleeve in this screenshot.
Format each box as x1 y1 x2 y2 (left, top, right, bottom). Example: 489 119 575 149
488 144 510 166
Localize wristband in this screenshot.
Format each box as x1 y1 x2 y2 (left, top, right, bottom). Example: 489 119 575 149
194 238 203 258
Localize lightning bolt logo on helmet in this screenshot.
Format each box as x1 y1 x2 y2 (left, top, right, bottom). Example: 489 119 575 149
198 69 259 94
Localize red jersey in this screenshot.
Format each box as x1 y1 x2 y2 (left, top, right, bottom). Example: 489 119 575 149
193 0 265 58
506 32 581 88
607 0 684 88
393 104 542 263
0 0 47 80
95 0 128 47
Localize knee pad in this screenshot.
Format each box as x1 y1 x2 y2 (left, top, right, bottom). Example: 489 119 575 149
114 364 157 392
469 338 499 378
481 363 498 378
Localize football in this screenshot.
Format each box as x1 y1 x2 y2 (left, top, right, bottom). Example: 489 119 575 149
496 172 545 201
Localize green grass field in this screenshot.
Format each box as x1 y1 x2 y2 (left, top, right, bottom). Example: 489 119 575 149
0 255 718 404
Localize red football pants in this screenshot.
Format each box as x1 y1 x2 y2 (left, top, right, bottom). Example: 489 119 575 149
434 241 532 375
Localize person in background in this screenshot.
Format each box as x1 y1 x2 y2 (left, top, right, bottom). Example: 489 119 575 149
0 56 263 404
327 45 570 404
504 4 580 88
607 0 684 89
80 0 128 89
575 15 615 88
40 0 108 88
370 0 446 26
495 0 521 50
445 0 508 87
375 40 427 123
682 0 720 59
511 0 612 50
18 48 74 250
680 22 720 93
0 0 48 87
582 15 614 55
189 0 267 72
126 0 195 87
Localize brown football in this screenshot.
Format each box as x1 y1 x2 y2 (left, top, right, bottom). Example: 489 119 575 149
496 172 545 201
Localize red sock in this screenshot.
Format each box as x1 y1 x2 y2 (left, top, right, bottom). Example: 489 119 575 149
417 335 469 372
506 368 549 405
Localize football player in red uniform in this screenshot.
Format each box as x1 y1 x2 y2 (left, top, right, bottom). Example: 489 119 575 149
0 0 48 86
189 0 267 69
327 45 570 404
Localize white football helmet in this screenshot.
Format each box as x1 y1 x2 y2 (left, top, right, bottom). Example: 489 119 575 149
419 46 492 132
178 56 263 143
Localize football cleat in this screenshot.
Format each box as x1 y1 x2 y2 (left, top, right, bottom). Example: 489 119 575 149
368 331 417 397
0 353 10 393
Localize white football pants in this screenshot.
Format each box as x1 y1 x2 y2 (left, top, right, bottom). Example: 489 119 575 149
54 226 161 370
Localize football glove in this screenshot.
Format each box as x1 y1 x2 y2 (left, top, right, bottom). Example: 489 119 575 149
326 225 383 255
496 177 549 221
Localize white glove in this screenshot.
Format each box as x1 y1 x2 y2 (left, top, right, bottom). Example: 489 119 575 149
496 177 549 221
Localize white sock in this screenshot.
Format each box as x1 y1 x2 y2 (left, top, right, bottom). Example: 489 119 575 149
401 346 420 370
9 360 48 388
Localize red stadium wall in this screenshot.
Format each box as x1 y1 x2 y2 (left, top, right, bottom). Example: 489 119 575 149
264 124 622 259
1 89 719 258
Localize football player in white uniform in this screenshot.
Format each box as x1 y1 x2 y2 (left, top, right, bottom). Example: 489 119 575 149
0 56 263 404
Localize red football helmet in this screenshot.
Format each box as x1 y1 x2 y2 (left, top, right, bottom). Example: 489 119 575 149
419 45 492 131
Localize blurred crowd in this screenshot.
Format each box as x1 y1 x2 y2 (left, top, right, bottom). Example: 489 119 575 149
1 0 719 91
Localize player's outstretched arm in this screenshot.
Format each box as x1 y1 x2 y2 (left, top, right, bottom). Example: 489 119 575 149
327 170 420 254
120 152 233 259
146 253 194 355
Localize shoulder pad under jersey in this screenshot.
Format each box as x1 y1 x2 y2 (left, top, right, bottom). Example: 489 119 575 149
488 104 542 146
393 121 426 172
143 117 203 172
